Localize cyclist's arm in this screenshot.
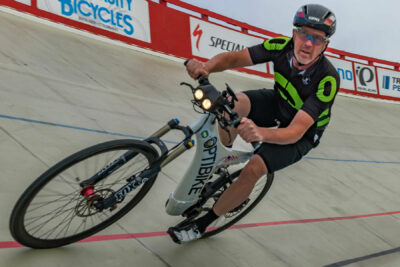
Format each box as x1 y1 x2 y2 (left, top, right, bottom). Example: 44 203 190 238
238 110 314 145
186 49 253 79
205 48 254 73
262 110 314 144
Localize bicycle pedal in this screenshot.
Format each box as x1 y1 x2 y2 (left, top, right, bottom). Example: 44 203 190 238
228 198 250 213
167 227 182 244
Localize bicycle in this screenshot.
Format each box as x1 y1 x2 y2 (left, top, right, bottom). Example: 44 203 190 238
9 74 274 248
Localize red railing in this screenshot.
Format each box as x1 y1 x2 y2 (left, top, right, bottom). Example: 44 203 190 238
1 0 400 101
159 0 400 70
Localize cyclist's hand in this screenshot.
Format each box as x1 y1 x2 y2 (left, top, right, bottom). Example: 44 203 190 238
186 59 209 80
237 117 263 143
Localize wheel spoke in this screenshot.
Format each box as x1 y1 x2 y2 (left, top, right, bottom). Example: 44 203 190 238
26 194 80 217
42 208 77 239
27 201 76 237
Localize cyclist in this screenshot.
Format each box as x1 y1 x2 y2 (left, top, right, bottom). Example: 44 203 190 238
168 4 340 243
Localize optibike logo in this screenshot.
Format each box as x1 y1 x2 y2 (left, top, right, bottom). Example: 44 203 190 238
188 136 218 195
382 75 400 91
355 65 377 93
56 0 134 35
192 24 203 51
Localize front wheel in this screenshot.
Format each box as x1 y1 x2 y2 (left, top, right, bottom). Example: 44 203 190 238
201 168 274 238
10 139 158 249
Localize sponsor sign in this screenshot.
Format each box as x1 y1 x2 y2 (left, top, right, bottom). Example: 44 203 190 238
37 0 151 42
377 68 400 98
13 0 31 4
354 63 377 94
189 17 266 73
327 56 355 91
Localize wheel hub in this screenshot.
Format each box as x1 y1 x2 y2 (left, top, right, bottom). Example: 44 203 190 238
76 187 115 217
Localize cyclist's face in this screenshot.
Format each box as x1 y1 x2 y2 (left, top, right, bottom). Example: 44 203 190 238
293 26 329 66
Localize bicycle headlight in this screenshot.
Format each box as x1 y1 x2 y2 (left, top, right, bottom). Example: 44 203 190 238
193 88 204 100
193 83 221 111
201 98 213 110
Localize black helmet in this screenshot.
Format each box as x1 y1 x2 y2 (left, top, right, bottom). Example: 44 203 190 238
293 4 336 37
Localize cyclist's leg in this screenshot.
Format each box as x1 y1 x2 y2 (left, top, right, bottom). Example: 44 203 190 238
213 154 267 215
168 154 267 244
218 92 251 146
168 154 267 243
168 138 313 243
214 137 314 216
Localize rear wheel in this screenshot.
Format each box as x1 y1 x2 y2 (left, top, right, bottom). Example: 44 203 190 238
10 139 158 249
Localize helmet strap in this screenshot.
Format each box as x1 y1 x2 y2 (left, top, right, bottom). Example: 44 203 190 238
293 53 307 67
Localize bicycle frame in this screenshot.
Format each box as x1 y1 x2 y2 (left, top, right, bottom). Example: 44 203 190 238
165 113 255 216
84 110 255 215
80 78 255 214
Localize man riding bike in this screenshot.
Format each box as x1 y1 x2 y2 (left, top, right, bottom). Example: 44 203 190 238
168 4 340 243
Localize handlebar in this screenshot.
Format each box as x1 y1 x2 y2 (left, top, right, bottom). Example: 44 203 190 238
182 59 241 128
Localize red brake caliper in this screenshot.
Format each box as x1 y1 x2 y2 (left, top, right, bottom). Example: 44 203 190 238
80 185 98 200
80 185 117 211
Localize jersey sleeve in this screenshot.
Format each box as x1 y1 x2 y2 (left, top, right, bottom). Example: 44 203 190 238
301 75 340 128
248 37 292 64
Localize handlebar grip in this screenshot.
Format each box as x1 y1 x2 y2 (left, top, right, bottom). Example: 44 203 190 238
232 117 242 128
184 59 209 82
198 76 209 85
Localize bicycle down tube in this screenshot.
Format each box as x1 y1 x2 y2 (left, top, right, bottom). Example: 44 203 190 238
79 118 185 188
89 118 195 211
165 113 254 216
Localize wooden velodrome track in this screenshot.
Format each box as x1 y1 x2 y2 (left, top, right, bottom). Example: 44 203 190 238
0 7 400 267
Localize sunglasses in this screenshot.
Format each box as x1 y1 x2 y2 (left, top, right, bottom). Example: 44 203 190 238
295 27 329 45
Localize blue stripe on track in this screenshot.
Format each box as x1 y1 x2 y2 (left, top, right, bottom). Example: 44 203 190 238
1 114 399 164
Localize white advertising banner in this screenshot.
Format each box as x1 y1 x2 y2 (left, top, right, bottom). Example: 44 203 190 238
377 68 400 98
354 63 377 94
37 0 151 42
14 0 31 5
189 17 267 73
327 56 355 91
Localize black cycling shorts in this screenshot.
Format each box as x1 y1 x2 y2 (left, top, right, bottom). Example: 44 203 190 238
243 89 314 173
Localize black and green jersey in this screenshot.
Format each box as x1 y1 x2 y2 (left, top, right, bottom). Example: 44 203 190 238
248 36 340 142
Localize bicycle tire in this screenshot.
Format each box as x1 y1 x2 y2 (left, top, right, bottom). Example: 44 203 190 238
201 169 274 238
10 139 158 249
